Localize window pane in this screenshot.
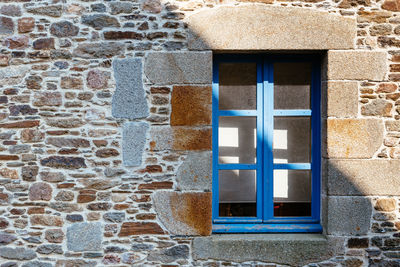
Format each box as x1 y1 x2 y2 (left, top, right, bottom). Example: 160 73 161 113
219 63 257 110
219 170 256 217
273 117 310 163
273 170 311 217
274 62 311 110
219 116 257 164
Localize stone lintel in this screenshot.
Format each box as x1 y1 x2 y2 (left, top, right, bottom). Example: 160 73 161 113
192 234 344 266
186 5 356 50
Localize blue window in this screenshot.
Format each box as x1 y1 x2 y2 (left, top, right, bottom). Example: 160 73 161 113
212 55 322 233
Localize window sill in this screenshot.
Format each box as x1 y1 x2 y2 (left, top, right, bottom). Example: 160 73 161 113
192 233 344 266
212 223 322 233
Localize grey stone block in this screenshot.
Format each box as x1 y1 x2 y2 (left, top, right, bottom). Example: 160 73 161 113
0 247 36 260
192 234 344 266
67 222 102 252
122 122 148 167
144 52 212 84
327 196 372 235
176 151 212 191
327 159 400 196
112 58 149 119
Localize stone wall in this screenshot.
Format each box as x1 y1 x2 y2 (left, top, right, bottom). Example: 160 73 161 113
0 0 399 266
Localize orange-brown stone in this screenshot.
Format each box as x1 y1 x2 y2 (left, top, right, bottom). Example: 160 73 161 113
118 222 164 236
153 191 212 236
173 127 212 150
170 85 212 126
30 215 63 226
0 120 40 128
382 0 400 11
138 181 173 190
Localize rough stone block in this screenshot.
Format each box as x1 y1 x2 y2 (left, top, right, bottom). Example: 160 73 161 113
327 51 387 81
327 159 400 196
122 122 148 167
193 234 344 266
153 191 212 235
327 196 372 235
176 151 212 191
187 5 356 50
112 58 149 119
150 126 212 151
324 81 358 118
67 222 102 252
171 85 212 126
327 118 383 158
0 65 29 86
144 52 212 84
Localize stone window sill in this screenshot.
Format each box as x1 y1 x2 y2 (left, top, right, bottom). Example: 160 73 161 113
192 233 344 266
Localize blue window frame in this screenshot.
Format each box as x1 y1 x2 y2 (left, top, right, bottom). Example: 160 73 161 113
212 54 322 233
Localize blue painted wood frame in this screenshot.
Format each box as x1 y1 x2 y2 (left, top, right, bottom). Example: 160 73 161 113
212 54 322 233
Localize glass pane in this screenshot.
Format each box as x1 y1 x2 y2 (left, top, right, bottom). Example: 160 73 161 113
273 117 310 163
273 170 311 217
274 62 311 109
219 63 257 110
219 116 257 164
219 170 256 217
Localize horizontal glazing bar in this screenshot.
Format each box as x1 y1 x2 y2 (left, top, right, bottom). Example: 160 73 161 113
218 164 257 170
218 110 259 116
212 223 322 233
273 163 311 170
214 218 262 223
273 110 312 116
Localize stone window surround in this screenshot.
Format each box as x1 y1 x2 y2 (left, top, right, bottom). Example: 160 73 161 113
111 4 389 265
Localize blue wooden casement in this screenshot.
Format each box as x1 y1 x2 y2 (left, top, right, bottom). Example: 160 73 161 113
212 54 322 233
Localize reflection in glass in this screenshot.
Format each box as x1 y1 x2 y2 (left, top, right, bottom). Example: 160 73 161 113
273 117 310 163
274 62 311 110
219 117 257 164
273 170 311 217
219 170 256 217
219 63 257 110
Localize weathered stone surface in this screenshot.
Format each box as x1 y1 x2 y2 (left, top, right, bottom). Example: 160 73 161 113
375 198 396 211
22 166 38 181
73 42 124 59
382 0 400 11
327 197 371 235
326 118 383 158
55 190 74 201
104 31 144 40
0 247 36 260
27 5 62 17
187 5 356 50
33 92 62 107
31 215 63 226
50 202 81 213
0 5 21 17
33 38 55 50
40 156 87 169
81 14 120 29
95 148 119 158
67 223 102 252
147 245 189 263
87 70 108 89
144 52 212 84
9 105 37 116
21 261 52 267
45 118 84 128
112 58 149 119
193 234 343 266
29 182 52 201
37 244 63 254
176 152 212 191
153 191 212 235
327 159 400 196
46 137 90 148
50 21 79 37
0 65 29 86
21 129 44 143
327 51 387 81
142 0 162 13
3 35 29 49
0 233 17 245
18 17 34 33
122 122 148 167
40 171 65 183
118 222 164 236
361 99 393 117
9 144 30 154
150 126 212 151
0 17 13 35
60 76 83 89
103 212 125 223
45 229 64 243
110 2 133 14
171 85 212 126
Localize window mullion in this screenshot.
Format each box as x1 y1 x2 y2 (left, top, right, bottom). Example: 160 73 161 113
263 61 274 222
